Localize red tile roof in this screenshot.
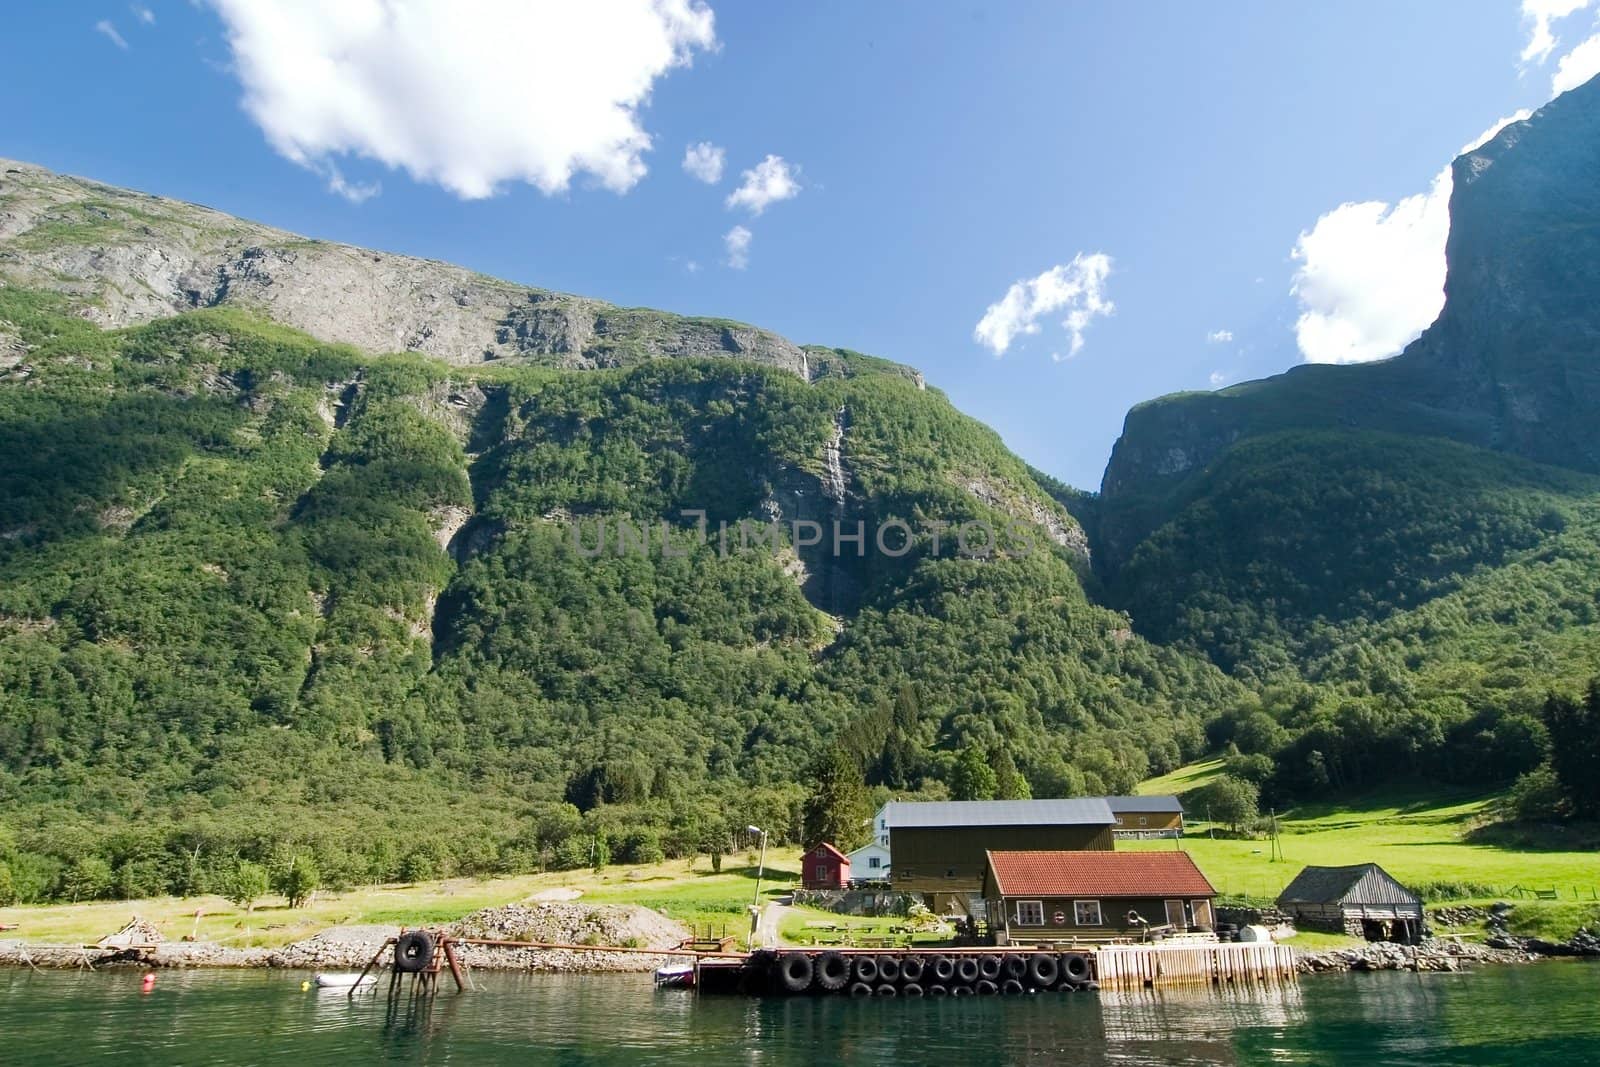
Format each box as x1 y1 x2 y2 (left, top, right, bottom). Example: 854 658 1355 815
985 850 1215 898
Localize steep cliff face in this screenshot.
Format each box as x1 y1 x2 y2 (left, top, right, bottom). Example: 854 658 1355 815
0 159 817 376
1098 73 1600 568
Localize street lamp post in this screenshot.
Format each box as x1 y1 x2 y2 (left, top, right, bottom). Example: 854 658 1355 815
747 825 768 949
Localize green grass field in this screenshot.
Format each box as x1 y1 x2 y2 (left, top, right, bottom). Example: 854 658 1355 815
0 849 801 949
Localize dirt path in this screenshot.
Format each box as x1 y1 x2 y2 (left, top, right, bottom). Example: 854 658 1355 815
756 897 798 948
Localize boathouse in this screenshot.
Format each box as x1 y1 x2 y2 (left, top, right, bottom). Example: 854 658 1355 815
981 850 1217 944
1276 863 1424 943
1105 795 1184 839
801 842 851 889
880 799 1116 913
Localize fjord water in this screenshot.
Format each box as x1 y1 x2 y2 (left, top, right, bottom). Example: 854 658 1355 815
4 964 1596 1066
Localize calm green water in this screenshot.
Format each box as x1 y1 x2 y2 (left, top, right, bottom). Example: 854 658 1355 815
2 963 1596 1066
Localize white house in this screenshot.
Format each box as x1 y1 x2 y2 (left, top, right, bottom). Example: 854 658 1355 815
846 840 892 881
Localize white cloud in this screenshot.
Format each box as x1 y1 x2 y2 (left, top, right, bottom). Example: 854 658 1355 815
324 164 381 204
131 4 155 25
1206 329 1233 344
725 155 800 214
973 253 1114 358
1209 370 1228 387
1521 0 1592 64
682 141 724 184
204 0 716 200
95 19 129 49
724 225 751 269
1553 31 1600 91
1290 112 1530 365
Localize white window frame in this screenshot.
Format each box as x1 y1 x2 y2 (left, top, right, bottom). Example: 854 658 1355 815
1073 899 1102 926
1164 899 1186 926
1191 899 1213 926
1015 900 1045 926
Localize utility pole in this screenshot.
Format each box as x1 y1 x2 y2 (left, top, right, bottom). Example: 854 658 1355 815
746 825 769 949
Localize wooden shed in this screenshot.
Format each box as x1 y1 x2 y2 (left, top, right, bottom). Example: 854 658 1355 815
801 842 850 889
1276 864 1424 943
981 850 1217 944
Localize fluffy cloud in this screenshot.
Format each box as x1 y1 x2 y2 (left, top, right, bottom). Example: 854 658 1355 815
204 0 716 200
1553 31 1600 91
1209 370 1228 387
725 155 800 214
1521 0 1593 64
1290 113 1530 365
1206 329 1233 344
131 4 155 25
724 225 751 269
95 20 129 49
682 141 724 184
973 253 1114 359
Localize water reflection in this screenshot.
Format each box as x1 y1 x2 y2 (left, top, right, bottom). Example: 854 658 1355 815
2 962 1596 1066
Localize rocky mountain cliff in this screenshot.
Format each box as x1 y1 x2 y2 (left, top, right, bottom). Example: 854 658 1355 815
0 159 895 383
1098 73 1600 568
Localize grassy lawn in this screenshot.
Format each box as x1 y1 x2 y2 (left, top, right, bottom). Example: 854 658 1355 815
1124 777 1599 907
1138 757 1225 796
777 904 953 948
0 848 802 949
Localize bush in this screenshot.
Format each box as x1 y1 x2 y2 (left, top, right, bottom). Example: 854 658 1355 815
1509 763 1566 821
272 855 320 908
221 861 269 911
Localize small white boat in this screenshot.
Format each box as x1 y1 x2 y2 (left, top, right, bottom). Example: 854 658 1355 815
653 963 695 989
314 972 377 989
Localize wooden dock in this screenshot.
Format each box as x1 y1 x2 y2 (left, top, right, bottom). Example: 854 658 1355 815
1093 941 1297 991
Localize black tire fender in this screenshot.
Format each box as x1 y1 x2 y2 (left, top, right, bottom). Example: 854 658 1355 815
393 930 435 974
1061 952 1091 984
975 979 998 996
978 955 1002 981
930 955 956 982
853 956 879 984
1028 953 1060 988
876 955 901 983
1001 954 1026 981
901 982 924 997
1000 978 1025 996
898 956 925 983
815 951 850 992
927 983 949 997
777 952 814 994
955 957 981 984
874 983 898 997
848 981 874 998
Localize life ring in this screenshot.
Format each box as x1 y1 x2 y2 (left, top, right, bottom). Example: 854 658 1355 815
776 952 814 994
393 930 435 974
1052 910 1066 925
1126 909 1143 925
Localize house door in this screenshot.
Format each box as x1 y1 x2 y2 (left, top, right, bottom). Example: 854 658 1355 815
1164 900 1186 927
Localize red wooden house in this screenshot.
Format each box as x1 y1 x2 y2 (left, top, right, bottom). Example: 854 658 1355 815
802 843 851 889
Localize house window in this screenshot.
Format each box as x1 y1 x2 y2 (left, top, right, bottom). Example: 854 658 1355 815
1015 900 1045 926
1138 816 1148 827
1073 900 1102 926
868 856 881 869
1165 899 1186 926
1191 899 1213 927
815 865 829 882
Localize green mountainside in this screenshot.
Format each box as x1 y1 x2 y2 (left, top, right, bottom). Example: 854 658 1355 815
0 283 1227 901
1094 76 1600 809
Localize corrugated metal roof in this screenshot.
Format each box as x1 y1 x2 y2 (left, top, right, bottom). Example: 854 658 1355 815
1276 864 1420 906
1105 794 1184 814
881 798 1115 828
985 850 1216 898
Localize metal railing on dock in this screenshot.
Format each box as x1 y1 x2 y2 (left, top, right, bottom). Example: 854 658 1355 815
1093 941 1296 991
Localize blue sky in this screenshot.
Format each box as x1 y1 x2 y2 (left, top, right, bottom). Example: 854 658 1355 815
5 2 1599 488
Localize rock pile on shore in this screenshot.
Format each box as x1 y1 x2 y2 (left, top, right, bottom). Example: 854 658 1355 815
1296 937 1538 974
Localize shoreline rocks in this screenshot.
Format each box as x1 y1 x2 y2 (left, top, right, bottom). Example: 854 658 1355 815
1 902 693 974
